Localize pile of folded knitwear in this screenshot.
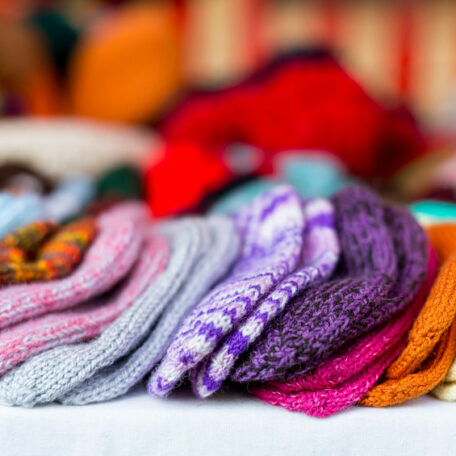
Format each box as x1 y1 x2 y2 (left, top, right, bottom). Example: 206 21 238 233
1 51 456 419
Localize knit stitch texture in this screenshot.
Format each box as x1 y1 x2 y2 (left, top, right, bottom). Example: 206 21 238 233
192 197 340 397
0 217 97 285
363 223 456 406
63 216 239 405
0 218 208 406
149 185 305 397
231 185 427 383
252 241 436 417
0 202 146 330
0 229 168 376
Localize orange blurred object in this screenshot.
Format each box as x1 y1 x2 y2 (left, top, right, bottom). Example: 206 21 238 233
69 1 182 123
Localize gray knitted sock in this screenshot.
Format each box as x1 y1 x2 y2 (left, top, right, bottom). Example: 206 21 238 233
0 218 210 407
61 216 240 405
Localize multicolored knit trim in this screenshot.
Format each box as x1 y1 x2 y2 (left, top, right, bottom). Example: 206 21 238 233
0 218 97 285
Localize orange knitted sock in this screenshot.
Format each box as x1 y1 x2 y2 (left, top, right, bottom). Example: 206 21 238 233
361 224 456 407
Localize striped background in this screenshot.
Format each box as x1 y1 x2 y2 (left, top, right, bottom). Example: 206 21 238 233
177 0 456 121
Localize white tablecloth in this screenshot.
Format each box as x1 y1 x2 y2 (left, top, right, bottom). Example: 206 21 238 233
1 387 455 456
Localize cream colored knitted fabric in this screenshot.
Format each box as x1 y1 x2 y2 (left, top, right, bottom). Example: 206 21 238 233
0 118 157 179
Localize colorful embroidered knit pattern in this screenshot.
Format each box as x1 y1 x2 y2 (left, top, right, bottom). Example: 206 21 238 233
149 185 305 397
0 203 146 330
252 241 437 417
0 229 169 376
0 220 57 264
231 186 427 383
0 217 97 285
362 224 456 407
191 198 340 398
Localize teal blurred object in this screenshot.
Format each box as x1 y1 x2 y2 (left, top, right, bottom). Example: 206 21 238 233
212 153 352 215
280 155 351 198
410 200 456 225
211 179 277 215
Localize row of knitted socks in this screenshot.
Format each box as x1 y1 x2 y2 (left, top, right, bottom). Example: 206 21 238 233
150 185 340 397
252 240 437 417
0 216 238 406
63 216 239 405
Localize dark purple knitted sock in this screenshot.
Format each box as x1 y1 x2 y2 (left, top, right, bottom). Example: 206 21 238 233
231 186 427 383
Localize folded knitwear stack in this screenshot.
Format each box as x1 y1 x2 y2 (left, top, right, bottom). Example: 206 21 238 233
2 53 456 419
0 175 455 419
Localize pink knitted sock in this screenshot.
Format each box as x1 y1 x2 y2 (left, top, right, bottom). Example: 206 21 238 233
0 229 168 375
0 203 147 329
252 241 437 417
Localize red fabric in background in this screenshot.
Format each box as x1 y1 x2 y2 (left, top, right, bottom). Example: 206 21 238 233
161 51 425 178
146 51 426 216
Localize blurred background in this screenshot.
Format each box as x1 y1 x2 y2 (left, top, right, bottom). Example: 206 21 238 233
1 0 456 220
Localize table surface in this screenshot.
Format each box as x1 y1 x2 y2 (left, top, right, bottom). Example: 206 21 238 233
1 386 455 456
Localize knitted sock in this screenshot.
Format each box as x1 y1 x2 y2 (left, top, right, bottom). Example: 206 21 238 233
0 217 97 285
384 224 456 378
192 198 340 397
231 186 427 383
361 322 456 407
0 229 168 376
149 185 305 398
0 203 146 329
252 241 437 417
62 216 239 405
0 218 208 406
0 220 57 263
43 175 95 222
362 224 456 406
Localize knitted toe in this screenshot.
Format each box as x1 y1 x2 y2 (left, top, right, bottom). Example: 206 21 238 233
231 186 426 383
0 202 146 329
386 224 456 379
149 185 304 398
0 229 169 376
361 319 456 407
0 218 205 406
62 216 239 405
192 198 340 397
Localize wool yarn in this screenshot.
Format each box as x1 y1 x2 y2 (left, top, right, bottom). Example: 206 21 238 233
0 202 146 330
252 241 437 417
149 185 305 397
0 229 169 377
0 118 155 180
0 218 208 406
0 217 97 285
0 220 57 263
192 198 340 397
231 186 427 383
63 216 239 405
362 224 456 406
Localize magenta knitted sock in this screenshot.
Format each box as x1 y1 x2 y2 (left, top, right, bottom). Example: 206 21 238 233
0 228 168 376
0 202 147 329
251 241 437 417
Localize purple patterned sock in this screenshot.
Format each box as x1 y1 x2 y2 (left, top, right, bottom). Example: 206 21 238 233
149 185 305 397
231 185 427 383
191 198 340 397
